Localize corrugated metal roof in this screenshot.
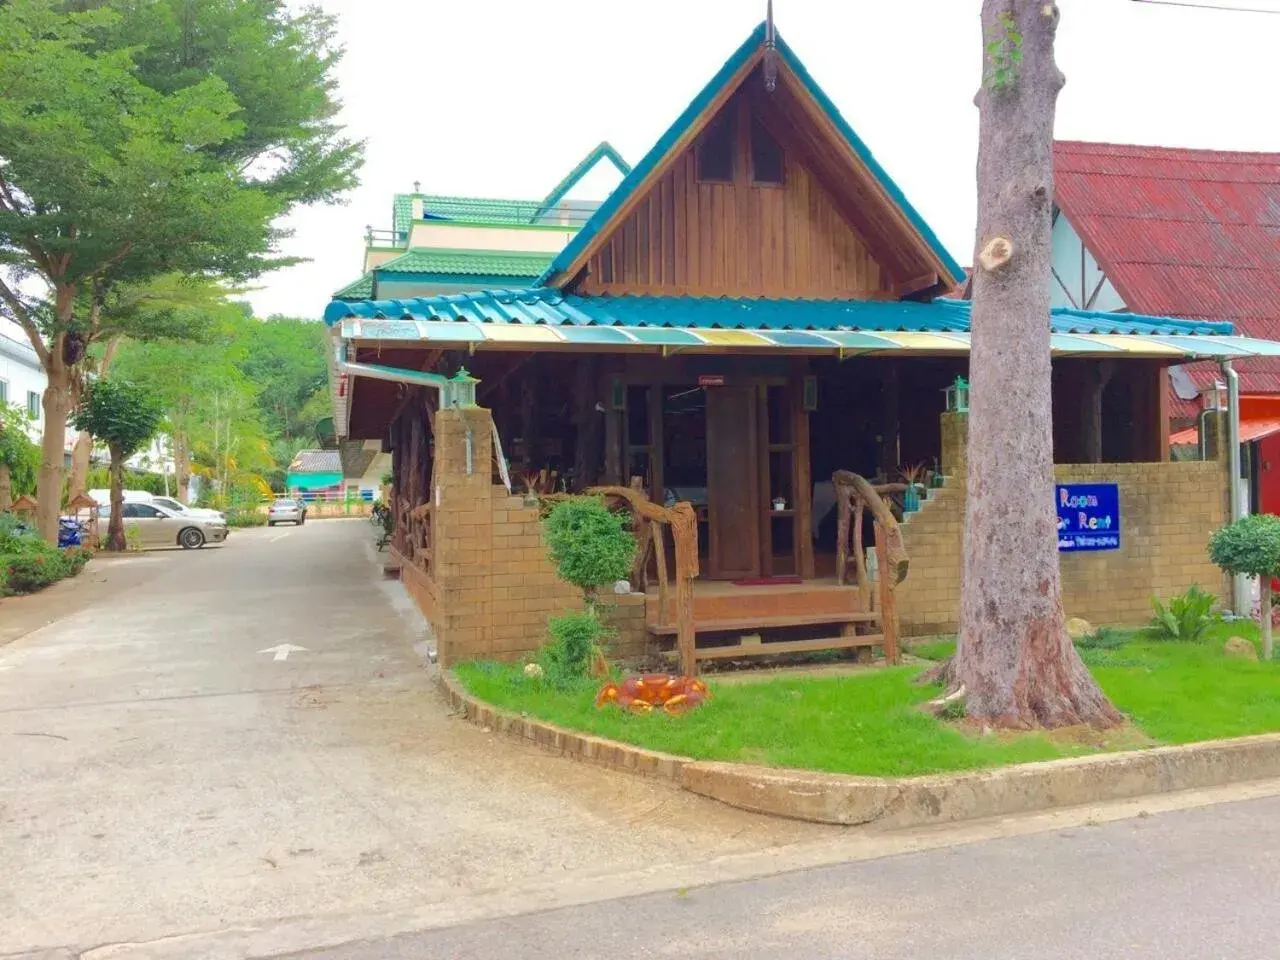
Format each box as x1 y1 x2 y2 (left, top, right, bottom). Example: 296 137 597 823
375 248 554 278
1054 139 1280 401
332 273 373 301
337 315 1280 362
538 23 963 289
324 288 1232 336
1171 418 1280 447
289 449 341 473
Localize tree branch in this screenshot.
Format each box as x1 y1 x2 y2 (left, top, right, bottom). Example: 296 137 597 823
0 275 52 367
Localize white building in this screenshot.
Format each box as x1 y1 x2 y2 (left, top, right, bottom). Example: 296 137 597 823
0 321 47 443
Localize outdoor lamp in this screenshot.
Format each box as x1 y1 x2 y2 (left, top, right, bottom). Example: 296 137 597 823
944 375 970 413
448 367 480 407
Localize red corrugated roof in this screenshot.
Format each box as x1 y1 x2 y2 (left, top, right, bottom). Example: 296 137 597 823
1054 141 1280 409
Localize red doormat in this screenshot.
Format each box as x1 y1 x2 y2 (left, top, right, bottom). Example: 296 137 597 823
732 576 804 586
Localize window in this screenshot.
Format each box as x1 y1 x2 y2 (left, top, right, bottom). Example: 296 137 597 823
124 503 163 519
750 117 785 185
0 379 7 404
153 498 182 512
27 390 39 419
696 109 735 182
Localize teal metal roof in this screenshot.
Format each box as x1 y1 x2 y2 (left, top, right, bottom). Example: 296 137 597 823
537 22 964 289
332 273 373 300
375 248 554 279
533 142 631 221
324 287 1234 337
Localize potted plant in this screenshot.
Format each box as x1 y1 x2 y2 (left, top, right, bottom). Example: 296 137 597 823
899 462 926 513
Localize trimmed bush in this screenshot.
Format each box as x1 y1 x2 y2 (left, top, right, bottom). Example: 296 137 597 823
539 610 608 687
542 496 636 602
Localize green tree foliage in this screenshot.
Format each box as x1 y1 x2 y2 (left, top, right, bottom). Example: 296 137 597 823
234 316 329 442
1209 513 1280 660
0 404 40 506
71 379 164 550
0 0 361 538
542 496 636 604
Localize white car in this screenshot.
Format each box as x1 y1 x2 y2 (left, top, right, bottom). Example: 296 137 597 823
88 489 225 522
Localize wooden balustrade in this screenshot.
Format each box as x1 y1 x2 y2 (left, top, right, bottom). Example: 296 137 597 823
587 485 700 676
833 470 909 664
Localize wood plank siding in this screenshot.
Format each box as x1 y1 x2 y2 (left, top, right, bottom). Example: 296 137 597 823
580 90 890 300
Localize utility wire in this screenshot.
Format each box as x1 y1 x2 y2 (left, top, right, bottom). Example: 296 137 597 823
1131 0 1280 13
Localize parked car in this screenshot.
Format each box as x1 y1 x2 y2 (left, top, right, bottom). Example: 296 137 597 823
97 501 228 549
150 495 225 522
89 489 225 522
267 498 307 526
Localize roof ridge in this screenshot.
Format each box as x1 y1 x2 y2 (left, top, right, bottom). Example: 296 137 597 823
1056 139 1280 162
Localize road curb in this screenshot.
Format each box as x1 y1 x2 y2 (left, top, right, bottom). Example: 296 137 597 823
439 672 1280 826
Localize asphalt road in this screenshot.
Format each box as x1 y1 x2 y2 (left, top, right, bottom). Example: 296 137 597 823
0 519 831 958
286 792 1280 960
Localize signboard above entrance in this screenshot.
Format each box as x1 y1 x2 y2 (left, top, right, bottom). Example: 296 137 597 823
1056 483 1119 552
698 375 725 387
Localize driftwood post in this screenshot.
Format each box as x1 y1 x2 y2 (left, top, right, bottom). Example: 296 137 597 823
875 523 900 665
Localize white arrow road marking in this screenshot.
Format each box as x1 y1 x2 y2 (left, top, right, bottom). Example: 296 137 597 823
259 644 308 662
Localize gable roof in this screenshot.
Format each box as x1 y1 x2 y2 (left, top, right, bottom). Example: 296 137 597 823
537 22 963 292
533 142 631 221
332 273 374 301
1054 140 1280 398
375 248 553 279
289 449 341 474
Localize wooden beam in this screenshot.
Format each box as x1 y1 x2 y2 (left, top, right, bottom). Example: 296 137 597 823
791 372 815 579
893 272 940 298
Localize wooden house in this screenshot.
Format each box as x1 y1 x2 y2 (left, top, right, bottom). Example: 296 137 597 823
324 21 1280 668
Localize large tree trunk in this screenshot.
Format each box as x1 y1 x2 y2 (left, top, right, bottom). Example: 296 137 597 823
35 354 73 543
0 463 11 511
68 336 121 499
105 445 127 552
954 0 1119 728
68 431 93 500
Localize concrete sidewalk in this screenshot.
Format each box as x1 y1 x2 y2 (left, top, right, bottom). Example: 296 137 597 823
1 520 829 957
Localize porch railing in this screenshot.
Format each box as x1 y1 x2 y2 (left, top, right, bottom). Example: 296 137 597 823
832 470 909 664
391 489 433 579
587 484 699 676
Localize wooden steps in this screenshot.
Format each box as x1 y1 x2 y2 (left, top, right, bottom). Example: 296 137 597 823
664 633 884 662
647 611 878 636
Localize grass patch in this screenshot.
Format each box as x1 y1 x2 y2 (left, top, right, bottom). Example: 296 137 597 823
455 661 1099 777
455 618 1280 778
1092 620 1280 743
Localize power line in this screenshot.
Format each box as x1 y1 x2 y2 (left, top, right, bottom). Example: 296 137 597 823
1131 0 1280 13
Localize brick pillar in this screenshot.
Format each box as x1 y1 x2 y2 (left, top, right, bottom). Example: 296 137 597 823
940 411 968 478
432 405 496 666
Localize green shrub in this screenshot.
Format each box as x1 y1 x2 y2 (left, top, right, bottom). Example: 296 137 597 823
62 546 93 575
542 496 636 603
1074 626 1133 651
2 542 68 594
1149 585 1216 642
538 609 608 687
227 510 267 528
1209 514 1280 581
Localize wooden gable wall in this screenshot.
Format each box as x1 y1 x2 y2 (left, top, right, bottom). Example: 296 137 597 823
578 90 889 300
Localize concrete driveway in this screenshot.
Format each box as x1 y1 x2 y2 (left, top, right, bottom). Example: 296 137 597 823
1 519 831 958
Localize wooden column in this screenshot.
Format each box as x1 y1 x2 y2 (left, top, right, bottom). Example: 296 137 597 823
877 362 900 481
572 355 603 491
519 357 541 471
875 523 900 665
647 384 665 503
791 375 815 579
1081 360 1113 464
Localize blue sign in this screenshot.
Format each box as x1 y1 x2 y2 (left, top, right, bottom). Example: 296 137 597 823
1056 483 1120 552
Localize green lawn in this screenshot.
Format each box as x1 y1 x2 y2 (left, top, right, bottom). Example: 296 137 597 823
454 619 1280 778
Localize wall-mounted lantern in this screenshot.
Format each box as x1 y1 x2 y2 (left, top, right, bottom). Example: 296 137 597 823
448 367 480 408
944 375 970 413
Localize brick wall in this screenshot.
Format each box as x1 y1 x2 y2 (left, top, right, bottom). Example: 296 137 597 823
897 423 1230 636
419 406 651 667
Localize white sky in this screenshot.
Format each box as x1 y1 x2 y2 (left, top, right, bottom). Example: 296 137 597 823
245 0 1280 319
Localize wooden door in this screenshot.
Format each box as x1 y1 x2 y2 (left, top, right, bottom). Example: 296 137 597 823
706 386 762 580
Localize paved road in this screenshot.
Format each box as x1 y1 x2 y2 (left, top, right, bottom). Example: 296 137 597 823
1 520 830 958
292 793 1280 959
